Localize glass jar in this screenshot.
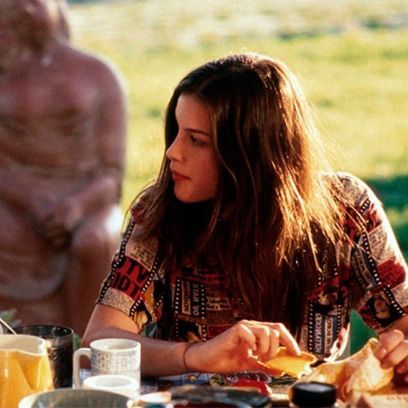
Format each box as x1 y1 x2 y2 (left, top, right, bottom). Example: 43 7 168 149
289 381 338 408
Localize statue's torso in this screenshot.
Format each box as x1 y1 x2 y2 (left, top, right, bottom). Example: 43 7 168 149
0 58 101 175
0 50 110 299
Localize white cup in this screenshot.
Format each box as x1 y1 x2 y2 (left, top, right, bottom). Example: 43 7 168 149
73 338 140 395
83 374 139 400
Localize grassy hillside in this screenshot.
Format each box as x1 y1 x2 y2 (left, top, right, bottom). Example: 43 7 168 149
68 0 408 257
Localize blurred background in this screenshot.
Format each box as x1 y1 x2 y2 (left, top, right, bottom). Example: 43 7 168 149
67 0 407 259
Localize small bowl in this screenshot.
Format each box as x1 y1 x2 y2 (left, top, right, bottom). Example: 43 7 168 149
19 388 133 408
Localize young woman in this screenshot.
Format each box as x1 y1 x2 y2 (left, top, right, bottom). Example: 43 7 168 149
83 53 408 379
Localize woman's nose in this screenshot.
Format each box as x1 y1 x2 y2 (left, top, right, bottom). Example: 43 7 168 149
166 134 183 161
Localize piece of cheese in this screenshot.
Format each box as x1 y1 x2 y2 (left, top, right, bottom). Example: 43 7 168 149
258 347 317 378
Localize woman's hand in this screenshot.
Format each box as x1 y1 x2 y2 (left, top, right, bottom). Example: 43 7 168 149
375 329 408 382
184 319 300 374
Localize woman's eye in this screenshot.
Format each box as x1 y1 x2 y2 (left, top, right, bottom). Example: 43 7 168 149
190 134 206 146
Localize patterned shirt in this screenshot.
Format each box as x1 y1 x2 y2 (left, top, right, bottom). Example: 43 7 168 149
97 173 408 361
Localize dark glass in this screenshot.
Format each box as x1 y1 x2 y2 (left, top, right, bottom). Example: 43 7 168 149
290 382 337 407
15 324 74 388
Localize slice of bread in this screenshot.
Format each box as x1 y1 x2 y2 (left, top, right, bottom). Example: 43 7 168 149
356 393 408 408
301 338 394 404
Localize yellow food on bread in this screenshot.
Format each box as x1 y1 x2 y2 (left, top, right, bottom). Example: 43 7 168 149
258 347 317 378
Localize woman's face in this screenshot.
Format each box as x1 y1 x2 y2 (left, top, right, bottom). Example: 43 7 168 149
166 93 218 203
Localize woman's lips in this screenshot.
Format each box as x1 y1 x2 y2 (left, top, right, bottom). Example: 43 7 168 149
171 170 189 182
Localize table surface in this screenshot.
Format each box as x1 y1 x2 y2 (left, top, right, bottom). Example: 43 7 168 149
81 369 291 405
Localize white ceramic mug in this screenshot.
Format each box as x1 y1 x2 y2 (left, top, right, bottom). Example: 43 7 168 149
73 338 140 392
83 374 139 400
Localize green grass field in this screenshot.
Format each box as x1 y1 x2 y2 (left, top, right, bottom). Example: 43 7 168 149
68 0 408 258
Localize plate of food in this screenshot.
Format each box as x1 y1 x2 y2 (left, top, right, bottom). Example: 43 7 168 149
157 347 319 406
206 348 317 406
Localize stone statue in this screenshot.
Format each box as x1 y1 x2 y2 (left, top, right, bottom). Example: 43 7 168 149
0 0 126 335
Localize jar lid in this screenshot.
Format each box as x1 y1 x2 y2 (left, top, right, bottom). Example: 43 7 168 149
290 381 337 407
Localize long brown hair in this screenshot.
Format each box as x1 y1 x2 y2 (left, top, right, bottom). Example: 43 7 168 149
134 53 346 334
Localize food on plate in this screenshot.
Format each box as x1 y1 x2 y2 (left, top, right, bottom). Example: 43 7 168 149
225 371 272 383
257 347 317 378
300 338 396 405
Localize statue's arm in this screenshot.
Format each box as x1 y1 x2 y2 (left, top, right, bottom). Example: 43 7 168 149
67 62 127 218
0 167 47 212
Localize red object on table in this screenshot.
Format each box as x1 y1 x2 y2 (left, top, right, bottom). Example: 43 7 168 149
230 379 273 396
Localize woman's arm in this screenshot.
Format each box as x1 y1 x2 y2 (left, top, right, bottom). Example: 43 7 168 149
83 305 301 377
83 304 188 377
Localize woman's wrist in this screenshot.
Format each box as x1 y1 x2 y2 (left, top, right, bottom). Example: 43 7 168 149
182 341 200 372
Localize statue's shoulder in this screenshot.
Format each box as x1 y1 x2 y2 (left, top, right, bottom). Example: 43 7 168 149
60 44 123 85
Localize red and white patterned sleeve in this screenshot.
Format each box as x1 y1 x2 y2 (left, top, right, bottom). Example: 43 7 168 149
96 206 166 333
341 173 408 332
